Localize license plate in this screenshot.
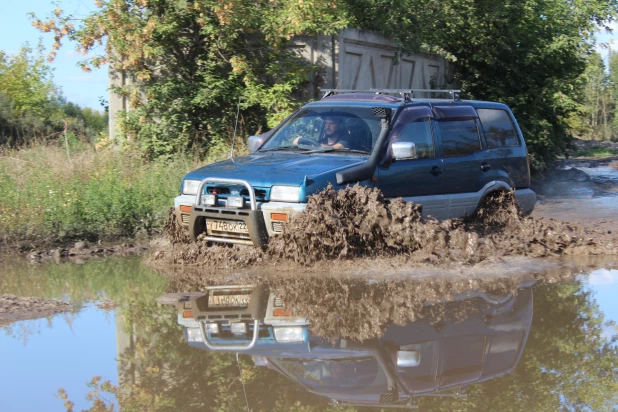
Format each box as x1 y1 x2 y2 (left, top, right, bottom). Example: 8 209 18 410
206 219 248 234
208 294 251 307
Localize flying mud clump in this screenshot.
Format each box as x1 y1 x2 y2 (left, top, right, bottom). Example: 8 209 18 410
156 185 617 269
268 184 426 265
269 184 617 266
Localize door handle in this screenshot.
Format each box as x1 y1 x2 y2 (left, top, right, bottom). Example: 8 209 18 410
430 166 443 176
480 162 491 172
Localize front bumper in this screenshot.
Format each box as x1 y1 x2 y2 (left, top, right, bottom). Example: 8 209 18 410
174 178 307 247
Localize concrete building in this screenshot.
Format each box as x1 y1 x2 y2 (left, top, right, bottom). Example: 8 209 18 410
109 29 450 139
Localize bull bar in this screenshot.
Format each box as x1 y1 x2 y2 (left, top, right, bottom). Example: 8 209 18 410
189 177 268 247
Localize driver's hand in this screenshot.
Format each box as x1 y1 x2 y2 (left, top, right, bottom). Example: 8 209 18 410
293 136 302 145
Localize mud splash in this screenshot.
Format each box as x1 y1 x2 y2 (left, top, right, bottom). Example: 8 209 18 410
153 185 617 271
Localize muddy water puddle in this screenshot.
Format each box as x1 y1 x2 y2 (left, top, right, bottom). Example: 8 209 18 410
532 162 618 231
1 256 618 411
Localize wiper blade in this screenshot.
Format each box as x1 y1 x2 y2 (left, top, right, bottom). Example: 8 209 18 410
304 148 371 155
258 145 312 152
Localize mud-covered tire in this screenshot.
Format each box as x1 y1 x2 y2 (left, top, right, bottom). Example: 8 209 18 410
188 213 206 241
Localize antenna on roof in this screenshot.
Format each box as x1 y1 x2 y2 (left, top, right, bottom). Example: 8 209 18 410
230 95 242 163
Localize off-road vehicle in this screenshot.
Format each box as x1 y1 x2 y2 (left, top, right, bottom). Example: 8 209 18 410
174 89 535 247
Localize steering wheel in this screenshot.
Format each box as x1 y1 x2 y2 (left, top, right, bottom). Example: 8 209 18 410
296 137 320 147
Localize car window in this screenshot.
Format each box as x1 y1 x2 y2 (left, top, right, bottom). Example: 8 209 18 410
260 106 382 152
477 109 520 148
271 114 324 146
439 119 481 158
397 119 435 159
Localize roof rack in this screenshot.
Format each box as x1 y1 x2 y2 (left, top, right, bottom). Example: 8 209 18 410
321 88 461 102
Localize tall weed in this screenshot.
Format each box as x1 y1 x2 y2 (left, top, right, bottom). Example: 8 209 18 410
0 145 202 250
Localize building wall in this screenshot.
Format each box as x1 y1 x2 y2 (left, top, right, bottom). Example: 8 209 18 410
297 29 450 98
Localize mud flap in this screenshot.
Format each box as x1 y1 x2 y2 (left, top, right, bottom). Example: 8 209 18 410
188 211 206 241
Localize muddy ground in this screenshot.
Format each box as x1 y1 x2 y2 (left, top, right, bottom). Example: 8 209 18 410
21 241 149 263
150 182 617 277
4 151 618 327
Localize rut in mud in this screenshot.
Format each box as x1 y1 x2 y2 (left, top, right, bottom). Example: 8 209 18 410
154 185 618 270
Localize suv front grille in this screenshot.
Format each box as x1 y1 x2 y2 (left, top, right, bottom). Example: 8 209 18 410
205 185 268 201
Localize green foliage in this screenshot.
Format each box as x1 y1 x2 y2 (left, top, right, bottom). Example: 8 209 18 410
571 146 618 157
0 145 200 250
34 0 618 171
35 0 350 159
348 0 618 172
0 45 108 147
572 50 617 141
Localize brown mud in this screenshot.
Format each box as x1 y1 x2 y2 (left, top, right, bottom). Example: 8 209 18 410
0 294 73 327
161 255 614 341
151 185 617 274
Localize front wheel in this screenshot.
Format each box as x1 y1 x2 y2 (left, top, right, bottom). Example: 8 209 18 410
188 214 206 241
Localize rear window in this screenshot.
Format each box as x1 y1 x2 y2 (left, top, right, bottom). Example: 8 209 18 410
439 119 481 158
477 109 520 148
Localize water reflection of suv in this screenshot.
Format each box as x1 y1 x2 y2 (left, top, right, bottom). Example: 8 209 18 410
170 282 533 407
175 89 536 247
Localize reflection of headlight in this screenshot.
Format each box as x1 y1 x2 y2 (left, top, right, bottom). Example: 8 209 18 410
273 327 304 342
396 350 421 367
270 186 300 202
183 179 201 195
186 327 202 342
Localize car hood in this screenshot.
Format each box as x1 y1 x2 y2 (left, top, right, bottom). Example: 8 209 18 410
184 152 366 188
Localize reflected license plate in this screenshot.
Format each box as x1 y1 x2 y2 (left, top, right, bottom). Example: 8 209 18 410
206 219 248 234
208 294 251 307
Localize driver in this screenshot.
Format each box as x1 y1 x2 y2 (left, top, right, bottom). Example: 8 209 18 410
294 116 350 149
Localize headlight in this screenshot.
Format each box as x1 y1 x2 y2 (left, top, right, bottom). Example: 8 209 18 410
183 179 201 195
230 322 247 335
186 327 203 342
273 327 304 342
270 186 300 202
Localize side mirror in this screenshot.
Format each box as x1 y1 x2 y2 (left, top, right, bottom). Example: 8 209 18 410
391 141 417 160
247 135 262 152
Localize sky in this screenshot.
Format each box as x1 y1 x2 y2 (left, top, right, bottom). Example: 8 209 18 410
0 0 108 109
0 1 617 110
0 306 119 412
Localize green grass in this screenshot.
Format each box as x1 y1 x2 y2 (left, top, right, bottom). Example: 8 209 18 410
0 144 207 251
571 146 618 157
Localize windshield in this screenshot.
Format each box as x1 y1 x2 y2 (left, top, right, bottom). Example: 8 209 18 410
271 357 388 396
259 106 383 153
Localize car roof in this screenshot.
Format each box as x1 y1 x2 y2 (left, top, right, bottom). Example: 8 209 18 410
307 94 510 111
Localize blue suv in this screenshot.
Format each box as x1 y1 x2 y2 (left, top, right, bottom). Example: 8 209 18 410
175 89 535 247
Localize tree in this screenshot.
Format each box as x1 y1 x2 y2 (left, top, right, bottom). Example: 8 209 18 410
32 0 350 158
0 45 108 146
348 0 618 170
34 0 618 169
